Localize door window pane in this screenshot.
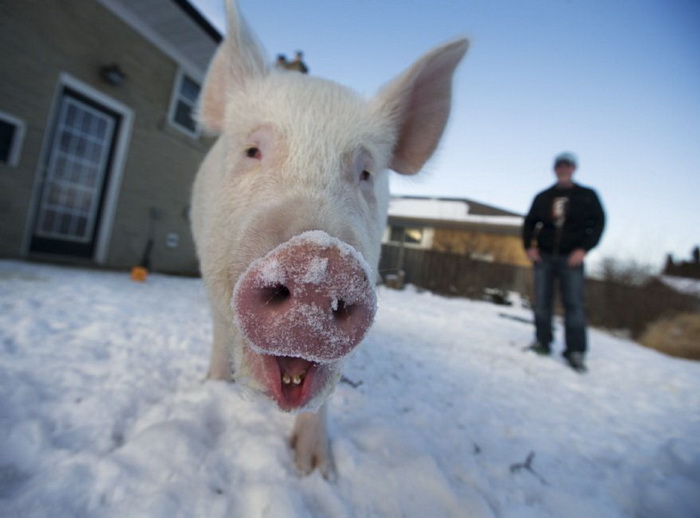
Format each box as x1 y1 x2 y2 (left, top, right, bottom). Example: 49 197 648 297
34 95 115 243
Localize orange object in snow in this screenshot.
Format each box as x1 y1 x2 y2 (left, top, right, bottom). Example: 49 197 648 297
131 266 148 282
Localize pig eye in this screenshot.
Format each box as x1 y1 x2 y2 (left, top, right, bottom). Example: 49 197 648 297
353 148 374 186
245 147 262 159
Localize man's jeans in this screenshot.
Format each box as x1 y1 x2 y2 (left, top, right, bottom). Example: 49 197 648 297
533 253 587 354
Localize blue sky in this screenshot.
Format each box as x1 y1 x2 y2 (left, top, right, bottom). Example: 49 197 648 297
191 0 699 272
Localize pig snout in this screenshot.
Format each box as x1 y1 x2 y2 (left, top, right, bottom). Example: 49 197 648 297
232 231 377 363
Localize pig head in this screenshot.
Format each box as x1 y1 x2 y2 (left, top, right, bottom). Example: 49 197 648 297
190 0 468 478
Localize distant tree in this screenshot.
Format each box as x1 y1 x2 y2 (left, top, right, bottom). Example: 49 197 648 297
664 254 675 275
663 246 700 280
598 256 653 286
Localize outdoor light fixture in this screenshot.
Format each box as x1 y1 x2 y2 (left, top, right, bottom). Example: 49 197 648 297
100 64 126 86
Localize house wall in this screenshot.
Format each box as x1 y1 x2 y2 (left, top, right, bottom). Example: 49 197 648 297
432 228 530 267
0 0 213 274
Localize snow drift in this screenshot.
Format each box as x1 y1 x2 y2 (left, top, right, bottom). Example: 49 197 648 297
1 260 698 517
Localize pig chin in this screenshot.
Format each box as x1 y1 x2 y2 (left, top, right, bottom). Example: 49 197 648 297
241 345 341 413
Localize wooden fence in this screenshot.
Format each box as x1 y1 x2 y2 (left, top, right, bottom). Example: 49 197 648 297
379 244 699 337
379 244 531 301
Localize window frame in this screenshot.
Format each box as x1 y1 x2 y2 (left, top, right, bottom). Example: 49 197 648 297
0 110 27 167
385 225 433 249
167 70 202 138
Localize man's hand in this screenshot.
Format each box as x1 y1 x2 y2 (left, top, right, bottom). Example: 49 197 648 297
568 248 586 267
526 247 542 263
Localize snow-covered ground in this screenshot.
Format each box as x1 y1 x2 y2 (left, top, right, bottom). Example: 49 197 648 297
1 259 698 518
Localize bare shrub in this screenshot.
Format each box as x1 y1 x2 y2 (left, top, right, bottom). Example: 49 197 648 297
597 256 654 286
639 312 700 360
586 277 697 338
586 256 698 342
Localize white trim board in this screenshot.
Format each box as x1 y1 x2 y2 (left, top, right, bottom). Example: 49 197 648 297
22 73 134 265
96 0 209 81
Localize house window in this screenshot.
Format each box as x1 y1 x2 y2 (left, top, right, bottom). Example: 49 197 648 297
389 226 424 245
169 71 201 137
0 111 26 166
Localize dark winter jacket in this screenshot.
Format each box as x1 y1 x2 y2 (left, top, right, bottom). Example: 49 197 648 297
522 183 605 255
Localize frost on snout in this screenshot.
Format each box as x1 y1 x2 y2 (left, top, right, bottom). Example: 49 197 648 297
232 231 377 364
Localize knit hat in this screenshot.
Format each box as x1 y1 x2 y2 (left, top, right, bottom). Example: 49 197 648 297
554 152 578 167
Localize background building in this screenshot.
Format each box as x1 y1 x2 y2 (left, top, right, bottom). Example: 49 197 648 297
383 196 527 267
0 0 220 274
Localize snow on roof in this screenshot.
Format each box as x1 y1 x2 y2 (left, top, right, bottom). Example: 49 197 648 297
388 197 523 227
659 275 700 298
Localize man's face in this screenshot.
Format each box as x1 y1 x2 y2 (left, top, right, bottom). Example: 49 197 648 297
554 161 576 185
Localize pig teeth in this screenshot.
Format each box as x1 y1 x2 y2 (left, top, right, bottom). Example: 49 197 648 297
281 372 305 385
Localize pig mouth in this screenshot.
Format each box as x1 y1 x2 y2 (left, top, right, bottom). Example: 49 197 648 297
246 347 338 412
274 355 320 411
232 231 374 411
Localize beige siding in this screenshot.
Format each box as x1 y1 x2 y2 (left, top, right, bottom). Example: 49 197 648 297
0 0 213 274
432 228 530 267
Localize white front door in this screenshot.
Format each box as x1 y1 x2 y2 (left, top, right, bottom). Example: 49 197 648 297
30 89 120 258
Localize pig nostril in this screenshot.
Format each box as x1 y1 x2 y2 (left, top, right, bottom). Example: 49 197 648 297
332 299 354 321
260 284 291 306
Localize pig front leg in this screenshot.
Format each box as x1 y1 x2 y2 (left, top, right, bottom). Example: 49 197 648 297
290 404 336 480
207 310 233 381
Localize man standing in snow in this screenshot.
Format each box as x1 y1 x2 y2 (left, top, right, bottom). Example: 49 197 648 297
522 152 605 372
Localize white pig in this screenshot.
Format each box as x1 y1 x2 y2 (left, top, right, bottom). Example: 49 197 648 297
191 0 468 479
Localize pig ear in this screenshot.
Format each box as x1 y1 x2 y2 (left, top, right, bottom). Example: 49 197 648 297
198 0 267 133
373 39 469 175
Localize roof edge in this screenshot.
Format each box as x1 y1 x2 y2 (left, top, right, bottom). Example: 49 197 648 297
390 195 523 218
171 0 223 43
